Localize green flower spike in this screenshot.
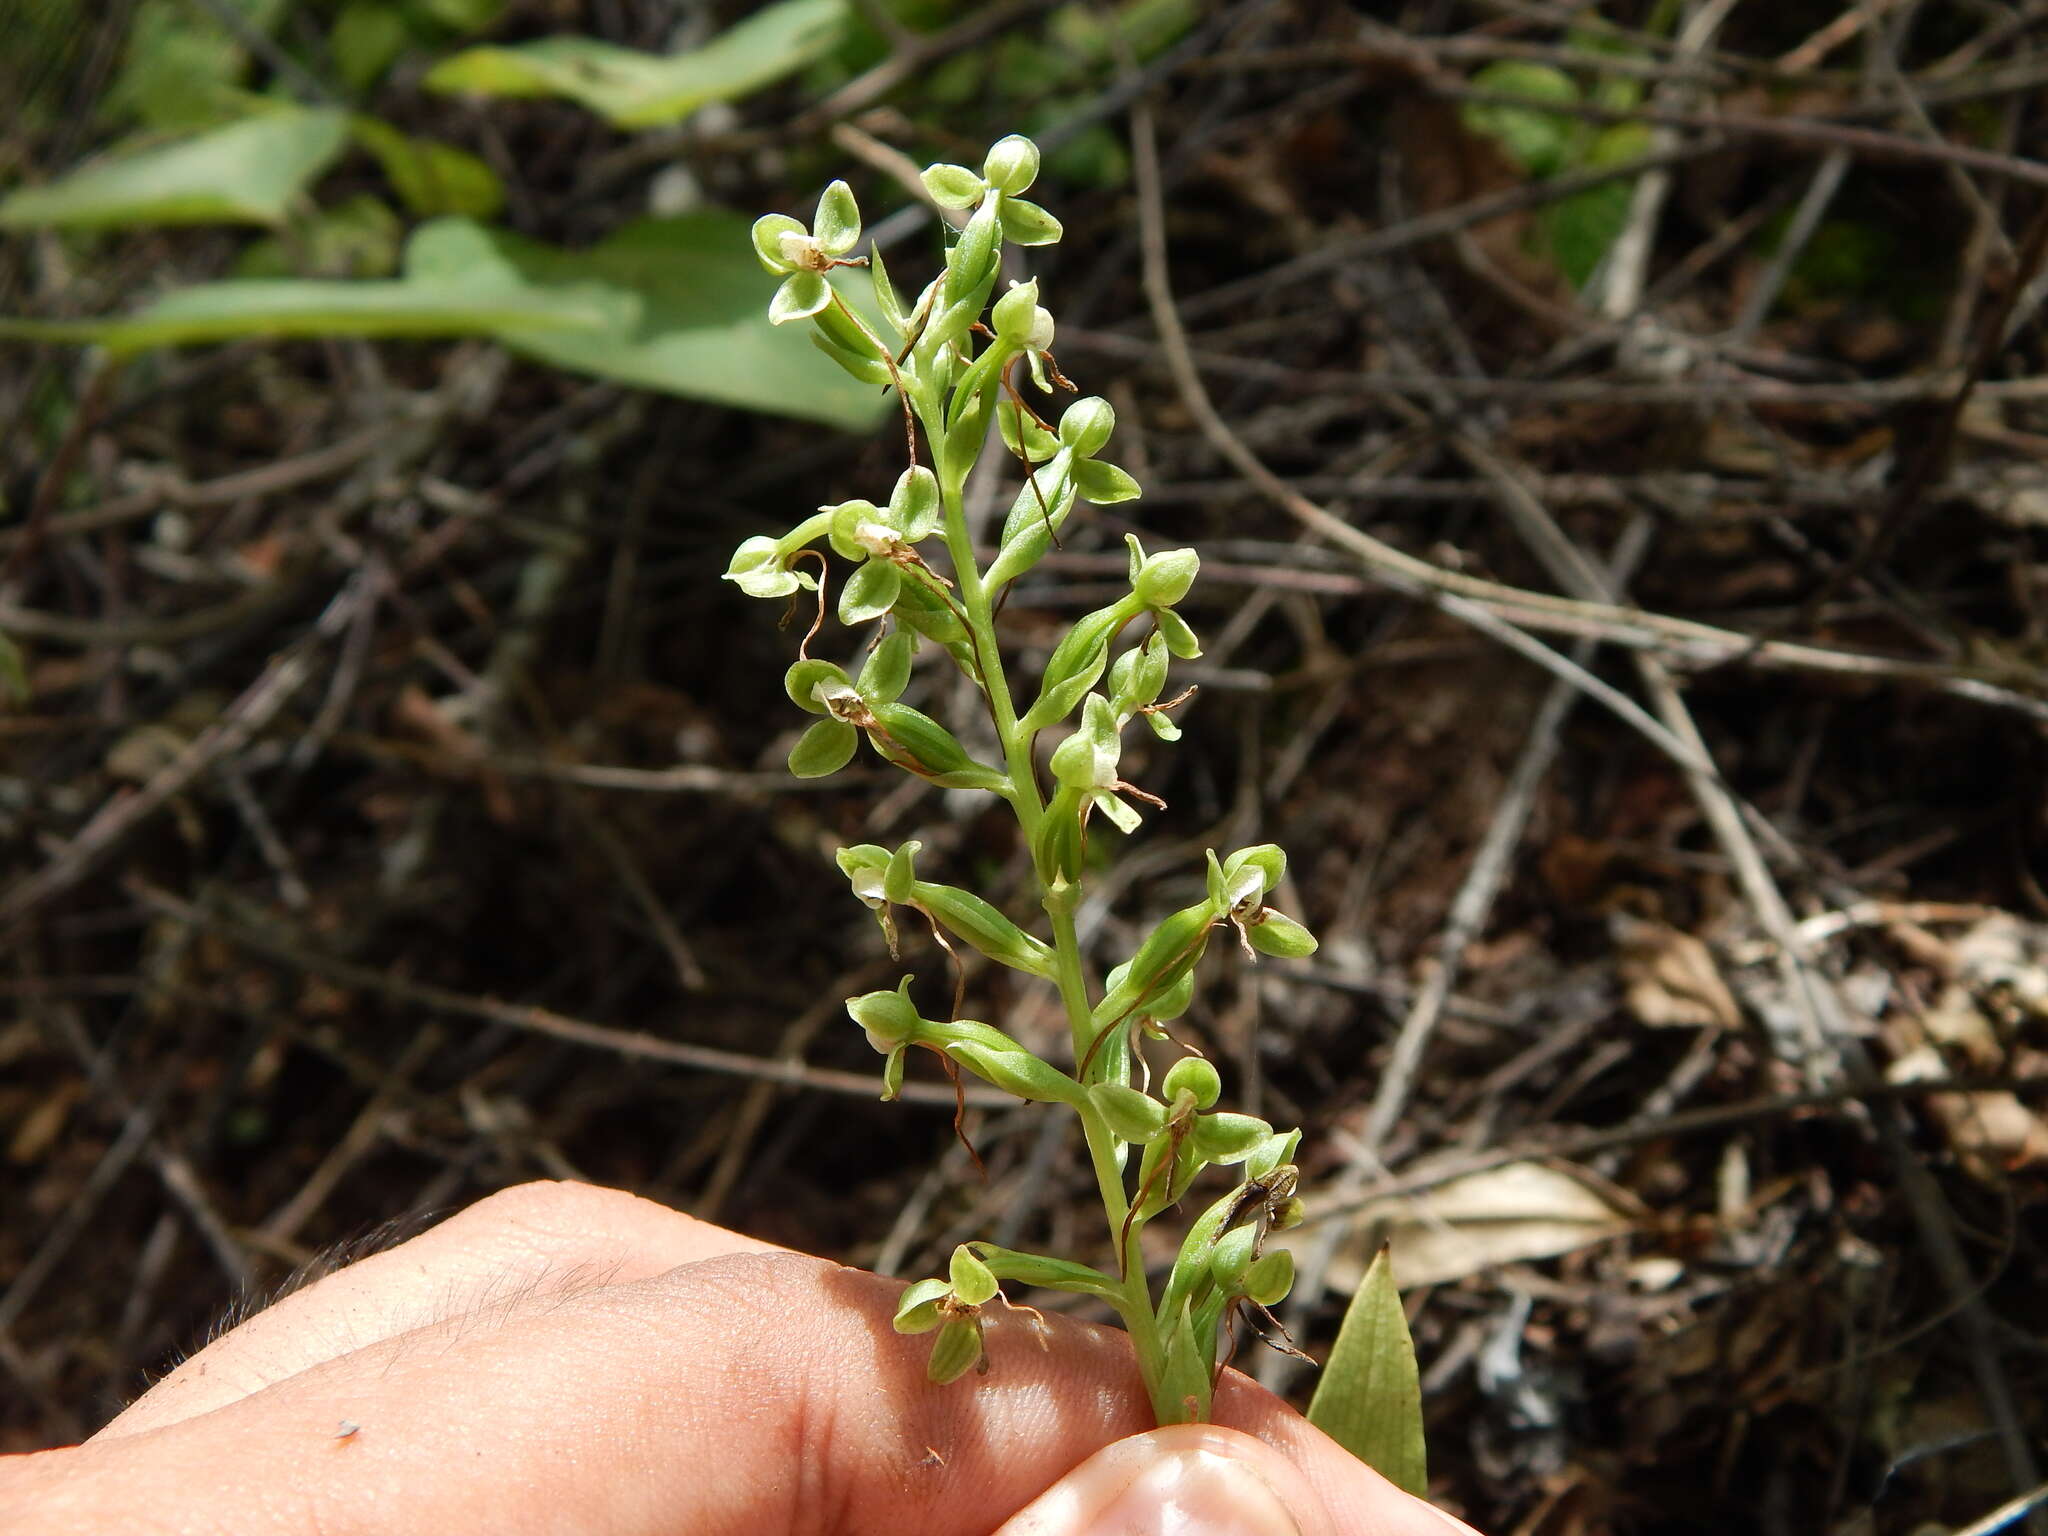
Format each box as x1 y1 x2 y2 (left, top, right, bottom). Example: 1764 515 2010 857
751 179 864 325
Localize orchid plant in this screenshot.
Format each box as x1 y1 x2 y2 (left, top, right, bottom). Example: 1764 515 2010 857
723 136 1334 1430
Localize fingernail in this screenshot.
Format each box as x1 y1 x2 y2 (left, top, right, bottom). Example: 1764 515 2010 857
1000 1429 1304 1536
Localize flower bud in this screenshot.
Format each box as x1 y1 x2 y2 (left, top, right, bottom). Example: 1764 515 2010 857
1134 547 1200 609
992 279 1043 343
1162 1056 1221 1111
785 658 851 715
982 134 1040 196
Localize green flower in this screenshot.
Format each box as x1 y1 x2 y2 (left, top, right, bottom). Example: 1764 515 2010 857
751 179 863 325
825 467 942 625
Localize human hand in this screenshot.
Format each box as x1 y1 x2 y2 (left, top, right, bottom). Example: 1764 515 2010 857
5 1181 1480 1536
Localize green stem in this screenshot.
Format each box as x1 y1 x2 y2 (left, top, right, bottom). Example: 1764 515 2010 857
926 405 1176 1424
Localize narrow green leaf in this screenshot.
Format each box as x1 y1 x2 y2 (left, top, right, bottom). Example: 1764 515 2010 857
1306 1245 1427 1496
424 0 846 129
0 109 348 229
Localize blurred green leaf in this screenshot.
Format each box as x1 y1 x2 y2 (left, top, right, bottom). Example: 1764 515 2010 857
415 213 888 429
234 194 404 279
0 109 349 230
1460 60 1580 177
0 214 885 429
424 0 847 128
332 1 413 92
0 630 25 707
1540 123 1651 288
409 0 507 32
102 0 290 129
352 116 504 218
0 264 618 353
1306 1246 1427 1496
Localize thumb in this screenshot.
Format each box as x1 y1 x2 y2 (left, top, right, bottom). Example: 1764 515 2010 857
994 1425 1475 1536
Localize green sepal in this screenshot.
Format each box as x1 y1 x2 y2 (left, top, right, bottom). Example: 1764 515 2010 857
998 197 1062 246
751 212 806 273
890 466 941 543
999 396 1061 460
857 631 916 703
1209 1225 1261 1292
883 839 921 904
788 718 857 777
1244 1130 1301 1183
846 975 922 1049
893 1276 953 1334
982 135 1040 196
840 560 903 625
1248 911 1319 958
921 161 985 209
1163 1057 1221 1110
1244 1249 1294 1307
1089 1081 1169 1144
1222 844 1287 897
785 658 851 714
965 1243 1118 1298
1132 545 1198 607
770 270 831 324
879 1044 907 1101
1154 608 1201 659
813 179 860 254
926 1316 985 1384
826 498 883 560
948 1244 1000 1306
946 1040 1084 1105
1075 458 1141 505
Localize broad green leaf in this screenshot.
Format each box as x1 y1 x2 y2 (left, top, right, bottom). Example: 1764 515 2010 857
405 214 887 429
424 0 847 128
1460 61 1580 178
1306 1246 1427 1496
352 116 504 219
0 110 349 230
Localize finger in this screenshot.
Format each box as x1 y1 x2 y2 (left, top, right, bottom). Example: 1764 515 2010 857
42 1248 1458 1536
100 1180 779 1440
